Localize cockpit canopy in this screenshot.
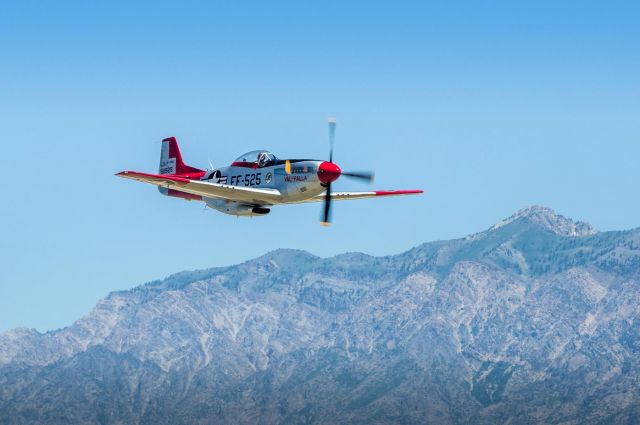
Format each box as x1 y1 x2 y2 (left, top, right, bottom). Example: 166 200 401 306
233 150 277 167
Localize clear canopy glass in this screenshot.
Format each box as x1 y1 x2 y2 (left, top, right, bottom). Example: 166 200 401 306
233 150 276 166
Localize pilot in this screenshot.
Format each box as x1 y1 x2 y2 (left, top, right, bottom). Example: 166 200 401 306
257 152 270 167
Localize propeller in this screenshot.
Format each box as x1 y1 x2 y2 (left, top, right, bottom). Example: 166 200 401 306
320 182 332 226
328 117 336 162
320 117 336 226
319 117 374 226
342 170 374 183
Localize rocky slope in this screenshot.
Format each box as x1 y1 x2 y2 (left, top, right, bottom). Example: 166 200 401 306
2 206 640 424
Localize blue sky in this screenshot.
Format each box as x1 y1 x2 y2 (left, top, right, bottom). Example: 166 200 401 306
1 1 639 332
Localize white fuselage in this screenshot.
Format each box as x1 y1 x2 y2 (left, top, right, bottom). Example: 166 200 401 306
202 160 326 216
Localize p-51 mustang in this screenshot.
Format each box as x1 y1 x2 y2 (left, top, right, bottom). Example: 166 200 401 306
116 119 423 225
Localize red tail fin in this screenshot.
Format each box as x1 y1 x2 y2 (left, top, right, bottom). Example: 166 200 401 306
159 137 204 176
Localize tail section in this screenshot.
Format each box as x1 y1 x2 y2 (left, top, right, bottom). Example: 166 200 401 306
159 137 204 176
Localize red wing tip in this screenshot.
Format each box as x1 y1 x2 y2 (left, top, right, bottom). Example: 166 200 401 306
161 136 177 142
374 190 424 196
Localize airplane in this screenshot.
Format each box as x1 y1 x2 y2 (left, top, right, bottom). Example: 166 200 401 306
116 118 423 225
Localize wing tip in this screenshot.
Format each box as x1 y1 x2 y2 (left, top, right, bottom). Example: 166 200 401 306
374 190 424 196
114 171 190 185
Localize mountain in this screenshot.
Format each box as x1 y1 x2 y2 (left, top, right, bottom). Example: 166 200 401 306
2 206 640 424
484 205 598 237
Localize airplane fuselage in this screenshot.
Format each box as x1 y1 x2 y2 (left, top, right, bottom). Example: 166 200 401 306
201 159 329 216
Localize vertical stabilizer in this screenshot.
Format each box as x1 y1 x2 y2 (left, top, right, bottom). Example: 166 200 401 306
158 137 204 176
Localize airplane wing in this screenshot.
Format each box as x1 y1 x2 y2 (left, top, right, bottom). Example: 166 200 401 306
116 171 282 204
293 189 424 203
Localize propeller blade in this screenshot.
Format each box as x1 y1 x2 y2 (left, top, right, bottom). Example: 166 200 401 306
328 117 336 163
320 183 332 226
285 159 292 175
342 171 375 183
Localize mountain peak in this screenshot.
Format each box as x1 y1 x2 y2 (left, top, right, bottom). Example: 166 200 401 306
490 205 598 237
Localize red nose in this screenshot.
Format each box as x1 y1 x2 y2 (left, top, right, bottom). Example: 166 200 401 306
317 161 342 184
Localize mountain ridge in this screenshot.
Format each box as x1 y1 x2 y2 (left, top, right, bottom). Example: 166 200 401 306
487 205 598 237
1 206 636 364
2 206 640 424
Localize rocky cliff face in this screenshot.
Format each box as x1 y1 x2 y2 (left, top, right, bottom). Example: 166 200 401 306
2 206 640 424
